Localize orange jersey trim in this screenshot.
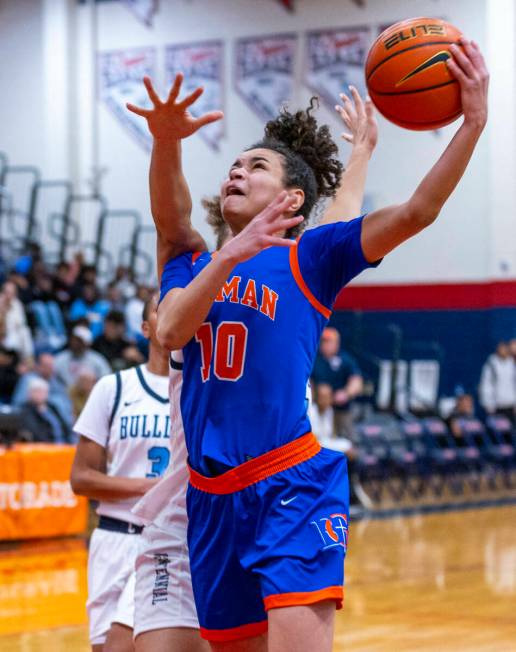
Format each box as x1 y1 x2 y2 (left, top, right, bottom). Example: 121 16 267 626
264 586 344 611
200 620 268 642
191 251 202 264
189 433 321 494
289 241 332 319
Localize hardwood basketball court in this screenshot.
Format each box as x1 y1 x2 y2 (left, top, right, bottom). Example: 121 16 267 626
1 505 515 651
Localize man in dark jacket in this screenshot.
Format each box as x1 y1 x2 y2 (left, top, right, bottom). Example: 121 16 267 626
20 377 71 443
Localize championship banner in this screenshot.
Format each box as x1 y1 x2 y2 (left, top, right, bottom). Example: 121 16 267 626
98 47 156 151
121 0 158 27
304 27 370 112
235 34 297 122
0 444 88 541
165 41 224 151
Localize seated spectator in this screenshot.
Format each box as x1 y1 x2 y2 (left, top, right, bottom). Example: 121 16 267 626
19 377 71 443
311 327 363 437
309 382 360 509
0 280 33 362
105 282 126 313
93 310 144 371
69 368 97 419
479 341 516 422
11 351 74 427
111 265 136 301
125 285 150 339
53 260 79 310
446 392 476 442
31 272 55 303
69 283 110 338
0 346 20 403
54 325 111 387
309 383 336 441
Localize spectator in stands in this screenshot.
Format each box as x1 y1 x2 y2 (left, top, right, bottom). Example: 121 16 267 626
73 262 98 297
309 382 361 510
19 377 71 443
0 346 20 403
479 341 516 422
12 351 73 427
309 383 335 441
31 272 55 303
311 327 363 437
69 368 97 419
111 265 136 300
0 280 33 362
105 281 126 313
93 310 144 371
125 284 150 339
69 283 111 338
53 260 79 310
509 338 516 363
446 392 476 440
54 325 111 387
14 241 43 280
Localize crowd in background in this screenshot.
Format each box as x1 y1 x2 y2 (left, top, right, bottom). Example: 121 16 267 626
0 243 155 444
1 242 516 451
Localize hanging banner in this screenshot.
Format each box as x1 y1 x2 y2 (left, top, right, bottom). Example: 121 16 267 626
304 27 370 112
98 47 156 151
235 34 297 122
165 41 224 151
121 0 158 27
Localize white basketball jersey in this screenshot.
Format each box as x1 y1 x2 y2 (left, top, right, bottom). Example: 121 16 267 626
74 364 170 524
132 351 189 532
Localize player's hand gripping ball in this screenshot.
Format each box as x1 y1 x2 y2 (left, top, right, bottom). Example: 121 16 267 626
365 17 464 130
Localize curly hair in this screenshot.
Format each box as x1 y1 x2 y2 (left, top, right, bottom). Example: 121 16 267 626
202 196 229 249
248 98 343 236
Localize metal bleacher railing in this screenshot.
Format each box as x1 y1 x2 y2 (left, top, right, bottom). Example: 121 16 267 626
0 151 151 283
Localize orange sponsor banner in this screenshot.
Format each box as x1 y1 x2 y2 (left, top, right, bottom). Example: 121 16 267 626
0 444 88 540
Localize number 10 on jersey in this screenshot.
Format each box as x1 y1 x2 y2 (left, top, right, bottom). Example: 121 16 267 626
195 321 248 382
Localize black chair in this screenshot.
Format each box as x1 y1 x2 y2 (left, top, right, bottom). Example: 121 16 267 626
354 423 392 503
421 417 463 496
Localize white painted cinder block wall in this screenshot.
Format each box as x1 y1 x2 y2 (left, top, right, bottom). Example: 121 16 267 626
1 0 514 284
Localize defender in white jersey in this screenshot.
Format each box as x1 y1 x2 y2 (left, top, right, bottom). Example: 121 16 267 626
71 294 170 652
131 350 207 652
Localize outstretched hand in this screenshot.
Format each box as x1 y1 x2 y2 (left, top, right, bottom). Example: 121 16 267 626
335 86 378 153
221 192 303 264
126 73 224 141
447 39 488 130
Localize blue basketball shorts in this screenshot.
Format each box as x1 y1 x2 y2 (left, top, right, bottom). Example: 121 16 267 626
186 433 349 643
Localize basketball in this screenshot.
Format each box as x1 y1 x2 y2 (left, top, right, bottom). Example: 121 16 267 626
365 17 464 130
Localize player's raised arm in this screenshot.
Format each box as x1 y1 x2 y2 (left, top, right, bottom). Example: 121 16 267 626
127 74 224 277
360 39 488 263
321 86 378 224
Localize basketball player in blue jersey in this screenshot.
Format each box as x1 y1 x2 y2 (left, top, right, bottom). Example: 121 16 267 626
71 294 171 652
126 76 377 652
152 39 488 652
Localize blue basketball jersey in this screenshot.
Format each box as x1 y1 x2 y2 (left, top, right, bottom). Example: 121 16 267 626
160 216 378 475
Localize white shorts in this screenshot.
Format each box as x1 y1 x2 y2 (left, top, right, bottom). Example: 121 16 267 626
134 521 199 638
87 528 140 644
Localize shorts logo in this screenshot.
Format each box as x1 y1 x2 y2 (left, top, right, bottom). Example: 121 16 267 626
310 513 348 551
280 495 297 506
152 553 170 605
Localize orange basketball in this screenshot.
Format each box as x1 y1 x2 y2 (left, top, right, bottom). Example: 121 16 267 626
366 17 463 130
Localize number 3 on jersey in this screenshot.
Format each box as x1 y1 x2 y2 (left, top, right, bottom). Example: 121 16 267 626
195 321 248 382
